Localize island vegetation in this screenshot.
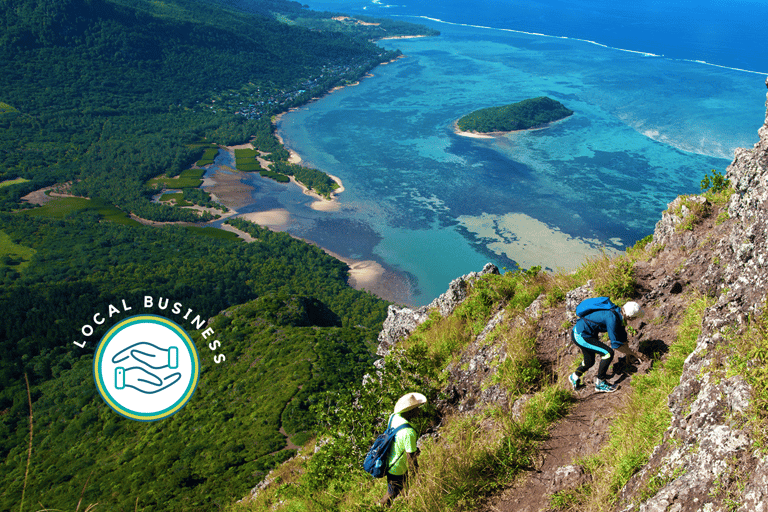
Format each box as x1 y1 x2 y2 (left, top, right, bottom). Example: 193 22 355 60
456 96 574 134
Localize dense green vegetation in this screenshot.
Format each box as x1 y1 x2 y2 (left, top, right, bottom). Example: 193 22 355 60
269 160 340 198
0 212 389 511
0 0 444 509
0 0 404 220
457 96 573 133
233 147 339 198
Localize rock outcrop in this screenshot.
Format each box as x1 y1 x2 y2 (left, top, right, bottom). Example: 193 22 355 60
360 79 768 511
615 78 768 512
374 262 500 362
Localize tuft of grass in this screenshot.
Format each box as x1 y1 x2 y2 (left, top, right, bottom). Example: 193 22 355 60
0 229 36 272
0 177 30 188
729 299 768 450
403 385 573 512
23 197 142 226
491 319 543 398
569 292 713 511
575 252 637 302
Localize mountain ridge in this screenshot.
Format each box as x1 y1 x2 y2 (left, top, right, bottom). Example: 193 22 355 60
240 78 768 512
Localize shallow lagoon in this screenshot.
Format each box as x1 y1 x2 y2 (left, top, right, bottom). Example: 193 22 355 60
244 6 765 305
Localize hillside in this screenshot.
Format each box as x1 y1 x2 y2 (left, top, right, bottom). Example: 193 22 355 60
0 0 423 220
0 0 446 510
237 79 768 511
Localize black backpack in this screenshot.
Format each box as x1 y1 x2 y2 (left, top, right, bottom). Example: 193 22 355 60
362 414 411 478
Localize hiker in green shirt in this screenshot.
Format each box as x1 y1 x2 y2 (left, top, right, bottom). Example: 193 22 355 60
378 392 426 507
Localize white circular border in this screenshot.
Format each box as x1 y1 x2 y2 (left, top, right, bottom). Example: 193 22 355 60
93 315 200 421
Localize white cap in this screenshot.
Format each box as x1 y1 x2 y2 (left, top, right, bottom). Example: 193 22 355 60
623 301 643 319
394 392 427 414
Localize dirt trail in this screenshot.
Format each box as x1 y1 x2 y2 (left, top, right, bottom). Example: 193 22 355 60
482 256 691 512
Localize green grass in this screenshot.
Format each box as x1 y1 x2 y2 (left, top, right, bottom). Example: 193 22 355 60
160 192 193 206
0 229 36 272
23 197 142 226
147 168 205 188
196 147 220 166
402 386 573 512
0 101 18 114
0 177 30 188
728 299 768 451
564 292 713 512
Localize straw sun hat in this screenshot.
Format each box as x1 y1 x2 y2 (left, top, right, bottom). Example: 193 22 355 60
394 392 427 414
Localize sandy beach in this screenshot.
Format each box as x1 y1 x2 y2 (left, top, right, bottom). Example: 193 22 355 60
219 208 412 304
452 120 502 139
322 249 413 305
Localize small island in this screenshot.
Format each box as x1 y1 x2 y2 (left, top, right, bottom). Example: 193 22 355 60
456 96 573 135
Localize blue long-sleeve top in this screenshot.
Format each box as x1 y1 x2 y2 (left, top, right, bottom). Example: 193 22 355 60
575 308 627 349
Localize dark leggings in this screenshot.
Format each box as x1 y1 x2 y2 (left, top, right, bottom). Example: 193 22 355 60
571 327 614 381
386 472 406 500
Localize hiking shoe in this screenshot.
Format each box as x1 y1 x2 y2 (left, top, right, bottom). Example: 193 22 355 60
569 372 584 390
595 379 618 393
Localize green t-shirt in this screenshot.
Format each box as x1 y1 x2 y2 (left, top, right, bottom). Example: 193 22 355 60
386 413 417 476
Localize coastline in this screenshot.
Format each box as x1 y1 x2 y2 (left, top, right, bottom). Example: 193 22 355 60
452 114 572 139
209 54 436 305
452 120 497 139
201 156 412 304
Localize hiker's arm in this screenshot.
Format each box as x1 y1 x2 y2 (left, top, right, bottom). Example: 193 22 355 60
616 344 642 363
407 448 420 472
606 312 628 349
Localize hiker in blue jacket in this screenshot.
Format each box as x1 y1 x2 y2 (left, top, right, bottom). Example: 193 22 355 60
569 300 644 393
378 392 426 507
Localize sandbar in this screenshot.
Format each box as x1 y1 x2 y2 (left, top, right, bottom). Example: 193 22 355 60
202 169 254 211
225 210 413 304
458 212 620 272
322 249 413 305
238 209 292 230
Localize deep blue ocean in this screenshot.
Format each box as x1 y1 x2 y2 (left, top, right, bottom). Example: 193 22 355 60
245 0 768 305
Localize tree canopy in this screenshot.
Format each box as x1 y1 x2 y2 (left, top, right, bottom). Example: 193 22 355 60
0 0 446 509
457 96 573 133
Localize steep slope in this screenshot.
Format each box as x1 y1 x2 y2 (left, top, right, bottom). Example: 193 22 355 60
238 79 768 512
607 78 768 512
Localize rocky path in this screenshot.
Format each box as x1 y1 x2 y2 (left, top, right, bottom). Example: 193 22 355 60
482 250 691 512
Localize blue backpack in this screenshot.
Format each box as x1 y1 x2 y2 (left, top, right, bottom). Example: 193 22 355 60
575 296 620 319
363 414 411 478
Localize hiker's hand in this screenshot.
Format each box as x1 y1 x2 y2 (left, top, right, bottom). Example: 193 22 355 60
616 345 641 365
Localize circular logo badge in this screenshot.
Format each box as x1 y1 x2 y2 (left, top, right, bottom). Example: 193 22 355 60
93 315 200 421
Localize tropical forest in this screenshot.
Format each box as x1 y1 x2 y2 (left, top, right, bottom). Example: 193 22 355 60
456 96 574 134
0 0 437 509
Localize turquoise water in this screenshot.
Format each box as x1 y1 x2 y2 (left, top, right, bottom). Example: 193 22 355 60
266 2 766 305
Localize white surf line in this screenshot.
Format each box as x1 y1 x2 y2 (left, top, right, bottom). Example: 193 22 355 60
394 15 766 76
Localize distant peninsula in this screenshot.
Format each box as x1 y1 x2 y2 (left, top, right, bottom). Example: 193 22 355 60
456 96 573 135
